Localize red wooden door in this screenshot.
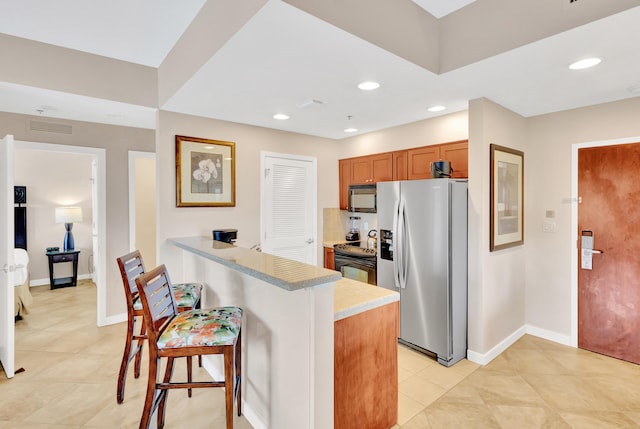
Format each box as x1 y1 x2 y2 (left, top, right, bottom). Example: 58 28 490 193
578 142 640 363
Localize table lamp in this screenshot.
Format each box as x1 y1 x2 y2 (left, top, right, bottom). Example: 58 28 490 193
55 206 83 251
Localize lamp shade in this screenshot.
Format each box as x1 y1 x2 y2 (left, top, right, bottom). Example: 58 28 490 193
55 206 83 223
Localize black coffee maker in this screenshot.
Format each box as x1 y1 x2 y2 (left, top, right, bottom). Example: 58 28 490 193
212 228 237 244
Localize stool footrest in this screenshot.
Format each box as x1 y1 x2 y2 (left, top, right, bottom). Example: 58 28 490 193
158 381 225 390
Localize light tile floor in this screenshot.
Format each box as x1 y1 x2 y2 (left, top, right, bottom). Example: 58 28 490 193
2 280 640 428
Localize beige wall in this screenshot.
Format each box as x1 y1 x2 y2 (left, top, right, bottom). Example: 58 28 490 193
338 110 468 157
14 150 93 282
525 97 640 339
467 98 527 356
0 34 157 107
134 155 157 268
156 110 340 278
0 111 155 318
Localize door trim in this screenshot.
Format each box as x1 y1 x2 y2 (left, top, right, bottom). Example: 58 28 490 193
571 135 640 347
14 140 107 326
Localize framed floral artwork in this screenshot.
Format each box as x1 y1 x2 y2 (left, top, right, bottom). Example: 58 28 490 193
490 144 524 251
176 135 236 207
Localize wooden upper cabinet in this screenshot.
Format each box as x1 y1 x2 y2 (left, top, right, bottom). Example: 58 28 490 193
350 153 392 184
350 156 372 184
407 146 439 180
392 150 407 181
370 153 393 182
440 140 468 178
338 141 467 210
407 140 468 180
339 159 351 210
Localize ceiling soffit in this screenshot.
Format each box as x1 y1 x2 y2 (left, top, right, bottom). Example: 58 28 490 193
281 0 640 74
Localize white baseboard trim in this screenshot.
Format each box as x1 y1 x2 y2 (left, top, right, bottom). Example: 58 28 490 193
525 324 574 347
103 312 127 326
466 325 527 366
202 356 267 429
467 324 575 366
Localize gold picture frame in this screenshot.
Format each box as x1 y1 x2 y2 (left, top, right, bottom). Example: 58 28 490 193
490 144 524 251
176 135 236 207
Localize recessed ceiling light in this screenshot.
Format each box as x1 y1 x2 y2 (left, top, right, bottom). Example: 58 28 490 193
427 105 446 112
569 57 601 70
344 127 358 133
273 113 290 120
358 81 380 91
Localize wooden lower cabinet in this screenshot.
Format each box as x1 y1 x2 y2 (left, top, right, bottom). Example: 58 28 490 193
334 301 399 429
324 247 335 270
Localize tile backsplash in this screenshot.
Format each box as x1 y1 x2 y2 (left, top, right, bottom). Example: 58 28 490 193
323 208 377 244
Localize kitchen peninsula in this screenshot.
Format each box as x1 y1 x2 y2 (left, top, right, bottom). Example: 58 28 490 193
168 236 399 429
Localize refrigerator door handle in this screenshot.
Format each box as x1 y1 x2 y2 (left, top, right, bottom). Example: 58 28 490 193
392 198 401 289
398 198 408 289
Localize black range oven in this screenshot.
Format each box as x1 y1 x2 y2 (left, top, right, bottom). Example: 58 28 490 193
333 244 377 285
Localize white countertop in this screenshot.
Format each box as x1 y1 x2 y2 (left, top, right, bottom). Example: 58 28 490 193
334 278 399 321
169 236 341 291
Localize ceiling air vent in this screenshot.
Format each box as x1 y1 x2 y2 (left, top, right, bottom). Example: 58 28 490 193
29 120 72 135
297 98 328 109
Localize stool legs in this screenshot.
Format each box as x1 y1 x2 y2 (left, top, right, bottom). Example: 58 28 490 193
224 347 234 429
117 313 144 403
134 322 146 378
236 330 242 417
139 342 242 429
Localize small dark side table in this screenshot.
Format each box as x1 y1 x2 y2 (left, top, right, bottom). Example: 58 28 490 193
46 250 80 289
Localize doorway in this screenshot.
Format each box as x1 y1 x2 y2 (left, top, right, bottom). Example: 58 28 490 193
14 141 107 325
572 136 640 362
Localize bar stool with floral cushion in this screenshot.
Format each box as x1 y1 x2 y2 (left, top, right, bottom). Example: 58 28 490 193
135 264 242 429
116 250 203 404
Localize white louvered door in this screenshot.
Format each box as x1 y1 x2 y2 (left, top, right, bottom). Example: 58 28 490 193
261 152 317 265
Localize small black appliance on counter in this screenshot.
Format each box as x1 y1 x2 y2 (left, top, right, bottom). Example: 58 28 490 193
212 228 238 244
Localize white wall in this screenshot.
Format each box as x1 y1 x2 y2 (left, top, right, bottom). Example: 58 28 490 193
14 149 93 283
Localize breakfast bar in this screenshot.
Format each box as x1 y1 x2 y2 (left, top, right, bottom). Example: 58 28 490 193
168 236 399 429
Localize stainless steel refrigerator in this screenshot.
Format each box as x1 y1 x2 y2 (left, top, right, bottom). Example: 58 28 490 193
377 179 467 367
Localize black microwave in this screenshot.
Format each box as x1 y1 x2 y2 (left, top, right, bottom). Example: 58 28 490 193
348 184 376 213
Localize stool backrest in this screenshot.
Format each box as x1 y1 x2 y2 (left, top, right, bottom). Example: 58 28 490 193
135 264 179 344
116 250 146 307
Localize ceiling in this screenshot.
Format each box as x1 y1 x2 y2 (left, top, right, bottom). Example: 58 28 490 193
0 0 639 140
